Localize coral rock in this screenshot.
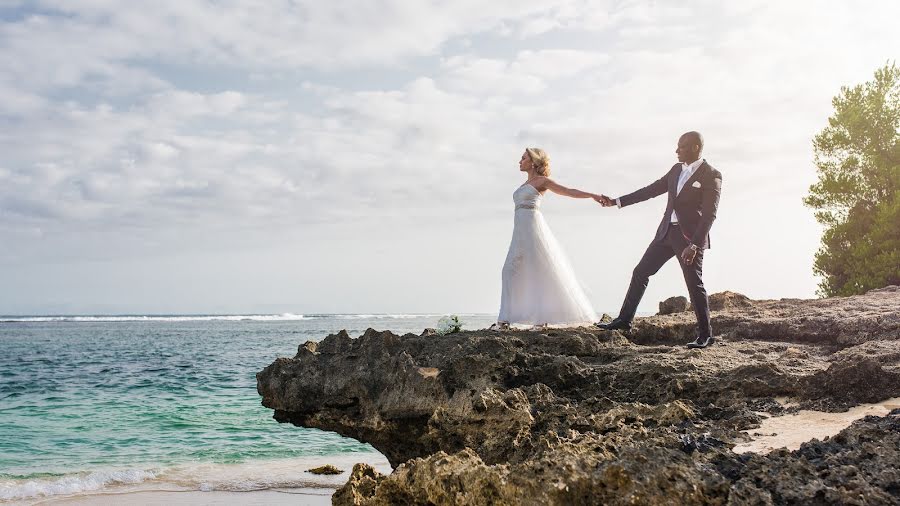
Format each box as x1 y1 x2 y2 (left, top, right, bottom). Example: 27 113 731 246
257 286 900 504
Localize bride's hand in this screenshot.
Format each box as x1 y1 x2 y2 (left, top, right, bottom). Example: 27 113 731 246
592 194 613 206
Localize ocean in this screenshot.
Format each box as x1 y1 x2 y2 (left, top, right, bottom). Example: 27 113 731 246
0 314 496 503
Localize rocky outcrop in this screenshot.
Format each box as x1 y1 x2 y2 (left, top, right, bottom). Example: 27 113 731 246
631 285 899 346
333 413 900 505
659 291 754 315
257 287 900 504
658 295 689 314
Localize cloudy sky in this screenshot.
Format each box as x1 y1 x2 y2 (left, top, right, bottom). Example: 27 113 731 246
1 1 897 316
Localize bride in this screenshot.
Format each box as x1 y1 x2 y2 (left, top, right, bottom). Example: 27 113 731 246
492 148 601 330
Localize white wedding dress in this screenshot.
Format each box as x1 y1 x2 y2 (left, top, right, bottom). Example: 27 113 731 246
498 183 598 326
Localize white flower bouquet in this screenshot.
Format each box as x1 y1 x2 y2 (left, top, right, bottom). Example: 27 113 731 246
436 315 463 335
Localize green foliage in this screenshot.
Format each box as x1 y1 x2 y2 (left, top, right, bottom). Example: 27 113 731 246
804 63 900 296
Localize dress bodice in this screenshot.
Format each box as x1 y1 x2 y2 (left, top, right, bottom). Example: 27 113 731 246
514 183 542 210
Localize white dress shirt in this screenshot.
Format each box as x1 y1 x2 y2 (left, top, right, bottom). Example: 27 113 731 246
616 159 705 226
670 158 704 223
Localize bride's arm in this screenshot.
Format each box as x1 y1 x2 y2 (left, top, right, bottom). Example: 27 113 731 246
536 177 600 200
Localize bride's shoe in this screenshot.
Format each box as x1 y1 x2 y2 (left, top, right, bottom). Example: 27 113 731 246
529 323 549 331
489 321 510 332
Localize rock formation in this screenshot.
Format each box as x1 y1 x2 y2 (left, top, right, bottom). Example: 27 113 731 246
658 294 689 314
258 286 900 505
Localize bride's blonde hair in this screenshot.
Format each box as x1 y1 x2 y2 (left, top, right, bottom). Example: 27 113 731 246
526 147 551 176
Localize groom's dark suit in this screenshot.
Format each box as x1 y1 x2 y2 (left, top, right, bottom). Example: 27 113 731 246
616 160 722 339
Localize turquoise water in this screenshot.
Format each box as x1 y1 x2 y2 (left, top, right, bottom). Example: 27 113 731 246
0 314 495 501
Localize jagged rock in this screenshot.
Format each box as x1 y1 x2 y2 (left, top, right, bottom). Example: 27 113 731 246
707 291 753 311
307 464 343 475
659 295 690 315
334 444 736 506
631 285 900 346
659 291 753 315
723 411 900 505
333 463 386 505
257 286 900 504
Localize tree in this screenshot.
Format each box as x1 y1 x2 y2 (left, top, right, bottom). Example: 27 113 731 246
804 63 900 297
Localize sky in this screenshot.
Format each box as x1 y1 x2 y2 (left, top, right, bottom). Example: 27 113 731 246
1 0 898 316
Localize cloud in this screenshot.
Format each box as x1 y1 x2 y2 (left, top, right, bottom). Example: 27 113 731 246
1 0 899 313
441 49 610 95
3 0 899 233
0 0 627 233
2 0 596 82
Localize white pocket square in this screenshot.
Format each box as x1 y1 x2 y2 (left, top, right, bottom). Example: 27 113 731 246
691 181 702 188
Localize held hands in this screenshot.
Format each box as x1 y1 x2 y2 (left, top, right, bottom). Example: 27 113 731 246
592 194 616 207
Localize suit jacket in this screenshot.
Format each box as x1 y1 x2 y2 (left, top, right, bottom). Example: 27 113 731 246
618 161 722 249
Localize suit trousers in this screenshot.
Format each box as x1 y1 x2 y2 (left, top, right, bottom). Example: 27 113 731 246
617 224 712 338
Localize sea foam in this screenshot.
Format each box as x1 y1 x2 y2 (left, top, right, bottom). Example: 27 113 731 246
0 313 472 323
0 469 157 500
0 453 391 501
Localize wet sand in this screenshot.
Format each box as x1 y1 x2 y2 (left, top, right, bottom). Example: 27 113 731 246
9 453 392 505
37 488 334 505
733 397 900 454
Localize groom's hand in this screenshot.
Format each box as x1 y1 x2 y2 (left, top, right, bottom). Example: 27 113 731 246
680 246 698 265
594 194 615 207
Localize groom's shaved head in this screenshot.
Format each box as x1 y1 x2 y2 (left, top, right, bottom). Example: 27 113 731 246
681 131 704 152
676 131 704 163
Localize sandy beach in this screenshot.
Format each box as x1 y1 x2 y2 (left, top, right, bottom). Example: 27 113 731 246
733 397 900 454
3 452 392 505
35 488 334 506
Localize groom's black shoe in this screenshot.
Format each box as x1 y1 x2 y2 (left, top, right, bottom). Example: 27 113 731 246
595 318 632 331
686 336 715 349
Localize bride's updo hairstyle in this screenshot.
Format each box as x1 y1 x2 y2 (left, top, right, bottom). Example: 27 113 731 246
526 147 551 176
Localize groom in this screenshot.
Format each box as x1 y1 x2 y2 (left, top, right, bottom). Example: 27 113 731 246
596 131 722 349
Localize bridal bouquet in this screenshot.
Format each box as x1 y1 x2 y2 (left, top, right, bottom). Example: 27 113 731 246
436 315 463 335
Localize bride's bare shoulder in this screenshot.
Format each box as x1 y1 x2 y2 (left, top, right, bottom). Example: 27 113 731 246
531 176 552 191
